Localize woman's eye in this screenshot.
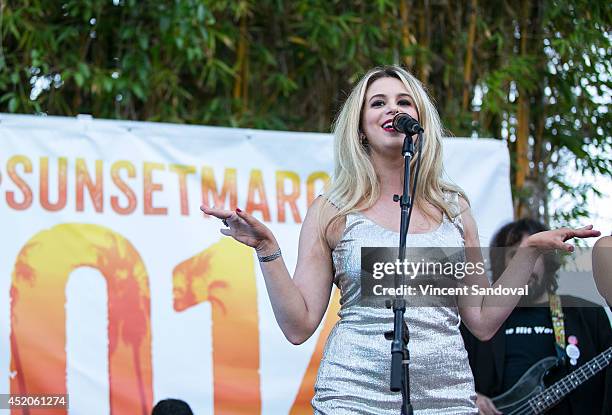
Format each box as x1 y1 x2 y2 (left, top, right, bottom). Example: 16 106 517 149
371 100 385 107
399 99 412 106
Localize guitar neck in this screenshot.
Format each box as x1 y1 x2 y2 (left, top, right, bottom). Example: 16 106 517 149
527 346 612 413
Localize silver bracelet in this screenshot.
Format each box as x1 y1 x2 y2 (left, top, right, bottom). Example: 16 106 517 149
258 248 282 263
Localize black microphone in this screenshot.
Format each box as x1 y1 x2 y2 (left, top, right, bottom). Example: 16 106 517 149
392 113 424 135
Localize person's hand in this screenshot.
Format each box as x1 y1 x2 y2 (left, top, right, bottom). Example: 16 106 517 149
475 392 502 415
521 225 601 252
200 205 278 254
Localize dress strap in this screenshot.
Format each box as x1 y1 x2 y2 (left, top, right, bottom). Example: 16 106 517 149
444 191 465 241
321 193 341 210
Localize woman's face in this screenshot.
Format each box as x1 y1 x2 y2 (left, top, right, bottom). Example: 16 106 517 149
361 76 420 155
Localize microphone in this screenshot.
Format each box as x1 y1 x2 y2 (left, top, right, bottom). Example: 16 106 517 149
392 113 424 135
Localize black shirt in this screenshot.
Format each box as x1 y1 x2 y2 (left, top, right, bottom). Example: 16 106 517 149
460 296 612 415
502 306 557 391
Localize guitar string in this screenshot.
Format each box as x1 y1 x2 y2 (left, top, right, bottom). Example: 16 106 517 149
505 348 612 415
509 352 611 415
510 358 608 415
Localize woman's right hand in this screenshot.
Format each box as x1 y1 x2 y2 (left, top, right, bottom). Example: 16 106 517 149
200 205 278 254
521 225 601 252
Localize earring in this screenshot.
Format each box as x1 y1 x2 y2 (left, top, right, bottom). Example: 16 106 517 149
359 132 369 149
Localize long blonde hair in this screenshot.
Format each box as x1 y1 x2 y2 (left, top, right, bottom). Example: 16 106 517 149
322 65 467 237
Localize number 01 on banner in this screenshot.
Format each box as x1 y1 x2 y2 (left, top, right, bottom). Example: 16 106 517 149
9 223 339 414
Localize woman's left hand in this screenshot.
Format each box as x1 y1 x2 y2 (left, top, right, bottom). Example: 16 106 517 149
521 225 601 252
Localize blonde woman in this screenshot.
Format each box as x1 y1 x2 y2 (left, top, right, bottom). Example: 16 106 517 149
201 66 599 414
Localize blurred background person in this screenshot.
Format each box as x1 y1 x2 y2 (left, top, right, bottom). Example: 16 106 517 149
151 398 194 415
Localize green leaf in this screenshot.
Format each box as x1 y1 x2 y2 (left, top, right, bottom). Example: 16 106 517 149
0 93 14 104
8 97 18 112
77 63 91 78
197 4 206 22
160 17 170 32
132 84 145 100
103 78 113 92
138 35 149 50
74 72 84 87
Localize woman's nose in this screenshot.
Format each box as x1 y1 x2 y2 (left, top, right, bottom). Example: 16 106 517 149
386 105 399 115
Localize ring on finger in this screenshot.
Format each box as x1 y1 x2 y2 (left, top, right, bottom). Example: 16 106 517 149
222 218 229 227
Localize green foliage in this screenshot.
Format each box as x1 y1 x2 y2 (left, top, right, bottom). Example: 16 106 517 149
0 0 610 226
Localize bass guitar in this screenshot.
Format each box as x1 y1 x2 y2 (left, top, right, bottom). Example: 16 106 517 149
491 346 612 414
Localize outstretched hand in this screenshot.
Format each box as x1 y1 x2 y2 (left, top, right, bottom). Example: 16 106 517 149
521 225 601 252
200 205 277 253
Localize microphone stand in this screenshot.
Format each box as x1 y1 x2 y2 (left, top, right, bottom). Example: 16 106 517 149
385 131 422 415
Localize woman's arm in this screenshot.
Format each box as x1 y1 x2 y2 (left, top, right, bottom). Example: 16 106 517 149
593 236 612 306
457 198 600 340
201 196 338 345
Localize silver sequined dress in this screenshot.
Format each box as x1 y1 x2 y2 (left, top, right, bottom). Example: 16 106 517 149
312 197 478 414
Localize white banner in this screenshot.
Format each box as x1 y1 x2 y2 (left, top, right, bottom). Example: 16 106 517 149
0 114 512 414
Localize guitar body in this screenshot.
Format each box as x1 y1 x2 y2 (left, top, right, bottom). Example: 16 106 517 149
489 346 612 414
491 357 558 414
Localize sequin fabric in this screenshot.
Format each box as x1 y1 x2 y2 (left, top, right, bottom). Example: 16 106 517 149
312 194 478 414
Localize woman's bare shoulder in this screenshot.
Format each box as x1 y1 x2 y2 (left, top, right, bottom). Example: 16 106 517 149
308 195 346 250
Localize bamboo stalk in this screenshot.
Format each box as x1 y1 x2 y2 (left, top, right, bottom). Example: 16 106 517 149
399 0 413 68
417 0 431 81
242 22 249 110
514 0 530 218
233 15 249 113
462 0 477 112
